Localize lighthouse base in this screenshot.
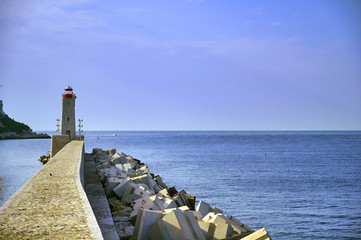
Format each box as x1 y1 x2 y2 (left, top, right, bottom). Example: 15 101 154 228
51 134 84 157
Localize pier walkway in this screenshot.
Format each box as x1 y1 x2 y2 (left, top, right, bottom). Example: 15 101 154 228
0 141 102 239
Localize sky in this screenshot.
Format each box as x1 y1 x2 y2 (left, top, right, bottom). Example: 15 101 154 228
0 0 360 131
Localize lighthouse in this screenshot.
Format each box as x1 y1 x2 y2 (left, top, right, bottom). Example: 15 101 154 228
50 85 83 157
61 85 76 140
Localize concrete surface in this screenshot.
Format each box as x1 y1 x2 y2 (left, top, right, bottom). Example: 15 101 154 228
84 153 119 240
0 141 102 239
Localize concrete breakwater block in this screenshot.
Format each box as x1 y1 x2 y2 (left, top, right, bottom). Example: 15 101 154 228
196 200 224 218
197 201 211 218
157 188 170 198
172 190 192 209
110 152 122 165
105 176 126 197
203 212 254 236
121 182 141 205
199 222 216 240
167 186 178 197
134 209 164 240
213 223 234 240
91 148 271 240
104 166 119 179
129 174 165 194
105 148 117 155
241 227 272 240
191 210 203 221
130 195 165 220
154 175 168 189
95 151 109 161
113 208 132 217
162 206 189 215
138 165 150 174
133 185 154 198
111 152 142 167
122 184 155 206
149 210 206 240
113 177 133 199
114 163 127 173
127 171 146 178
123 163 132 172
199 221 234 240
162 197 178 210
131 174 152 186
95 160 111 170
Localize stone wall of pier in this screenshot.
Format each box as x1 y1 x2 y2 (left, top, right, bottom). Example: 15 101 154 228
0 141 102 239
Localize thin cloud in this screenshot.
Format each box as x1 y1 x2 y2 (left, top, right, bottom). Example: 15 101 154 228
252 7 263 15
243 20 254 25
3 0 108 33
272 21 281 26
119 8 145 13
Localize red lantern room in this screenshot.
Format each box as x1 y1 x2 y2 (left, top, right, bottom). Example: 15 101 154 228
63 85 76 98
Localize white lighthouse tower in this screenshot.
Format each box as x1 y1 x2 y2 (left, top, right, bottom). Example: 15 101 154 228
50 85 83 157
61 85 76 140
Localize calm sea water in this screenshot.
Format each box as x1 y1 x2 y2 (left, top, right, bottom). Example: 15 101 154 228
1 131 360 239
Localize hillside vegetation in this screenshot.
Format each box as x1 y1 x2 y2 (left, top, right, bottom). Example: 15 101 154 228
0 114 32 135
0 100 50 139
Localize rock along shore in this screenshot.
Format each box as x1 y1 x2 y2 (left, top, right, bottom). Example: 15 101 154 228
90 148 272 240
0 132 51 140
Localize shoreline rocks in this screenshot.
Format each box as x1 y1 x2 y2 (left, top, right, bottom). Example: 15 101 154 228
0 132 51 140
39 155 51 164
91 148 272 240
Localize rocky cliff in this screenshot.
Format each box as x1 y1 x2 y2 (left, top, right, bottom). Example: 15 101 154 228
0 100 50 139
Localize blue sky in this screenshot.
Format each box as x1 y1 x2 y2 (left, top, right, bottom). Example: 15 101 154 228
0 0 360 130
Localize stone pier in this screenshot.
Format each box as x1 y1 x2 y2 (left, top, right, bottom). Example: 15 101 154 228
0 143 272 239
0 141 102 239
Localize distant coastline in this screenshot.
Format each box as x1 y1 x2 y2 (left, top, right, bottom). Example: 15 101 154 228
0 100 50 140
0 132 50 140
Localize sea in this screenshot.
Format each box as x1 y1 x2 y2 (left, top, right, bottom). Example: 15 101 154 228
0 131 360 239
